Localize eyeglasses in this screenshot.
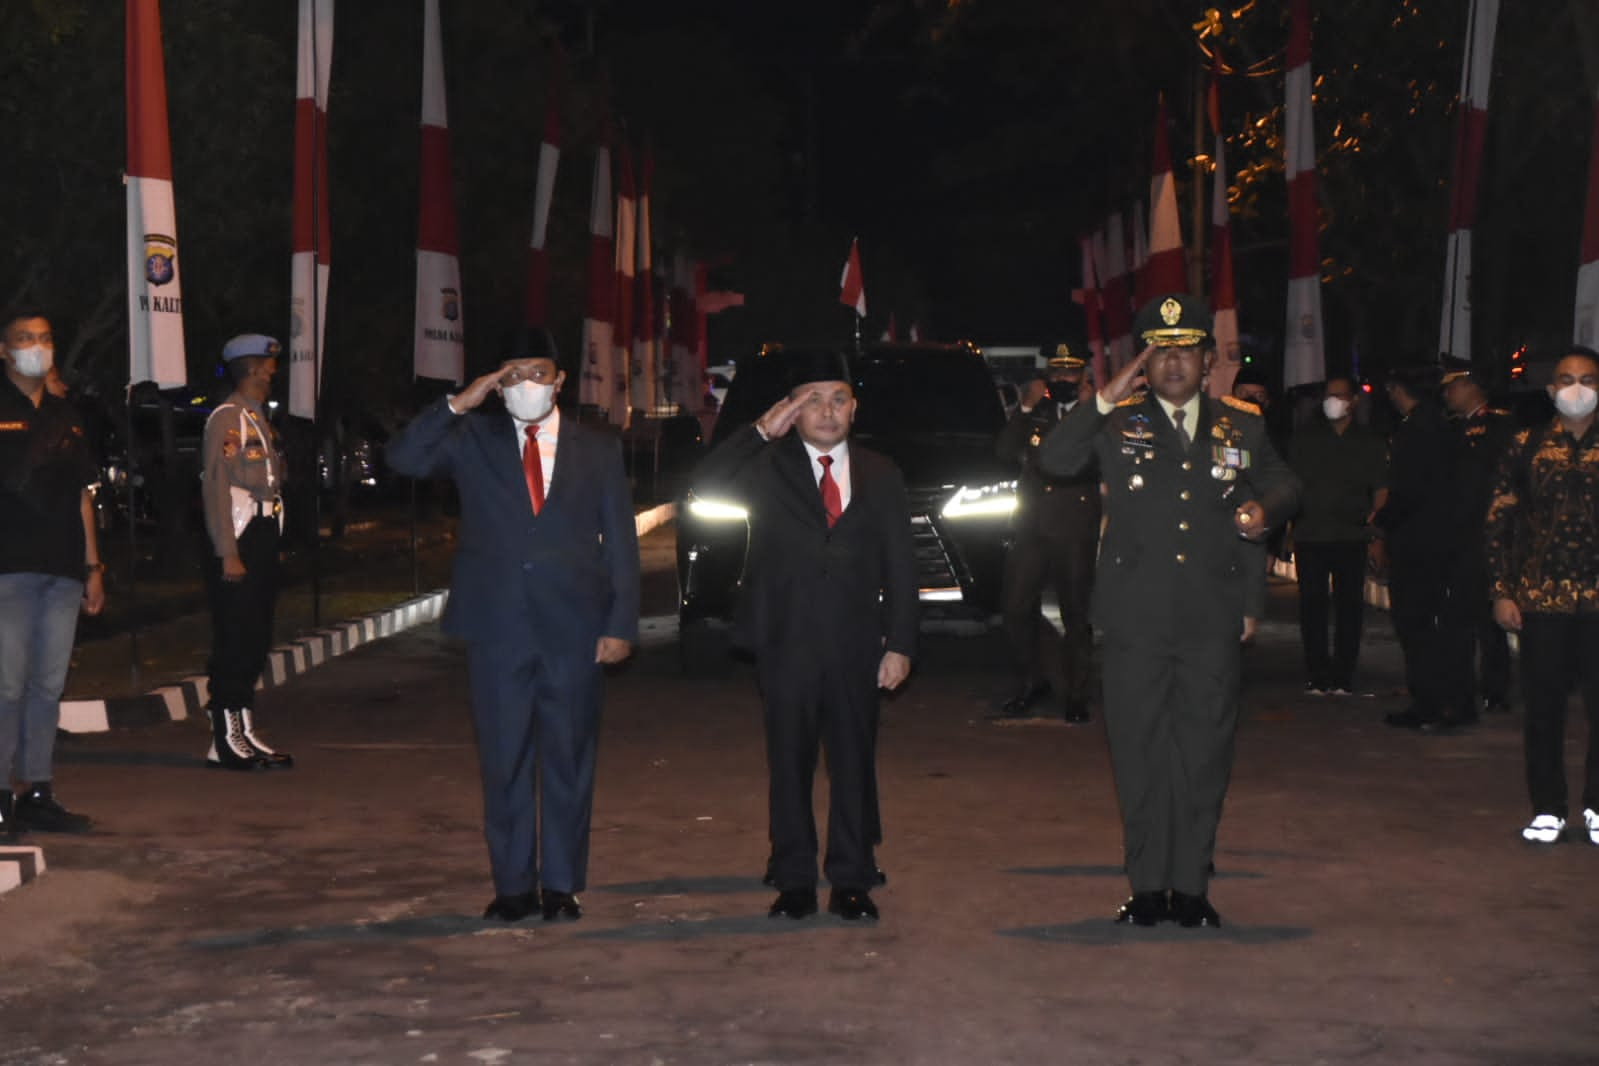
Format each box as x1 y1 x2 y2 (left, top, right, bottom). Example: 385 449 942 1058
500 364 558 386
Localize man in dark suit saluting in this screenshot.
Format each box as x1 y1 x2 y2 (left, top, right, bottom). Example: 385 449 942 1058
694 349 918 921
387 328 639 924
1039 295 1299 929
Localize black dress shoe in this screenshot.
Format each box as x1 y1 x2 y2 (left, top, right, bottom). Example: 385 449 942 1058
1170 891 1222 928
988 682 1050 719
768 889 819 919
1061 701 1092 724
541 889 583 922
14 784 92 834
1113 891 1170 927
482 891 539 922
828 888 879 921
1383 707 1434 730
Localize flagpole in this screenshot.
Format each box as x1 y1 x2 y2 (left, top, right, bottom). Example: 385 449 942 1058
309 0 323 628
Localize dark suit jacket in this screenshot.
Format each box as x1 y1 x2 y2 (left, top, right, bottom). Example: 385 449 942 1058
694 427 918 666
387 398 640 651
1374 401 1459 566
1038 394 1298 637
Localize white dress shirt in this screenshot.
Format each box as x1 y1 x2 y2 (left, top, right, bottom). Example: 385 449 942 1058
803 439 851 512
514 405 560 496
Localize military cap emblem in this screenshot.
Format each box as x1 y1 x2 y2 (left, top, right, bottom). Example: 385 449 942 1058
1160 298 1182 326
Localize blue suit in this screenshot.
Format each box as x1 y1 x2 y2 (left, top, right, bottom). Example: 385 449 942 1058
388 397 639 896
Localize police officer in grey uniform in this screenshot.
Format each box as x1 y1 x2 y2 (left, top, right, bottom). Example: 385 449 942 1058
1039 295 1299 928
200 334 293 771
992 344 1100 722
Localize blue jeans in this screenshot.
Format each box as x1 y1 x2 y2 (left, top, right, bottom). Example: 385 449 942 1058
0 572 84 784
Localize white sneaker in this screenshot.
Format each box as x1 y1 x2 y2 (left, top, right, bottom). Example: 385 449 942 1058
1583 809 1599 846
1521 814 1566 844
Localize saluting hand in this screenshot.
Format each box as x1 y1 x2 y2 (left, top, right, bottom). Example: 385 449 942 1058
1097 345 1154 406
754 385 821 440
1019 379 1049 411
447 369 506 415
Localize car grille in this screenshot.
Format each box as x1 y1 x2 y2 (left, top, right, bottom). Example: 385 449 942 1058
905 486 962 601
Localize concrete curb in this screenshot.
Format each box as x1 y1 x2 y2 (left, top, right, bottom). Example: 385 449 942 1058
58 590 451 735
0 844 46 895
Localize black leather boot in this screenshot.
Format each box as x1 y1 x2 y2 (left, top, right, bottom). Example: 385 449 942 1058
206 708 266 771
239 708 295 769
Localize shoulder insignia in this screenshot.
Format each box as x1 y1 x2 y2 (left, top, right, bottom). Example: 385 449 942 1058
1115 396 1145 408
1221 395 1261 415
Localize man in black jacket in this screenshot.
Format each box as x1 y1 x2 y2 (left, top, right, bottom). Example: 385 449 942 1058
1376 365 1464 731
693 349 918 922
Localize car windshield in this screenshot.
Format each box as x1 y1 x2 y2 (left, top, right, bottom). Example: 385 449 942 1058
712 346 1005 444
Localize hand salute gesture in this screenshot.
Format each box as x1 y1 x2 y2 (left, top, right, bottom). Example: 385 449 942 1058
754 384 821 440
1097 345 1155 406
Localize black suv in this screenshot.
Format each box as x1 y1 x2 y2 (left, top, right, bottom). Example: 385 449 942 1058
677 342 1017 656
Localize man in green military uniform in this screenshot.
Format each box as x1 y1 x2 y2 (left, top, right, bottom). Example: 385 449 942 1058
1039 294 1299 928
200 334 293 771
993 344 1100 722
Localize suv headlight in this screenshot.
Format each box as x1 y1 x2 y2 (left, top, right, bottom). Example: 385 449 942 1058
687 496 750 521
941 481 1018 519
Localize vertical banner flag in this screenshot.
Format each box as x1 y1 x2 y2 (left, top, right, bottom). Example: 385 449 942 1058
525 48 562 326
880 313 898 342
631 148 657 412
579 129 615 412
414 0 464 384
1146 96 1188 299
1101 212 1132 370
290 0 333 419
1207 64 1242 397
1129 202 1150 306
839 238 867 316
125 0 187 388
1283 0 1325 389
1439 0 1500 362
1577 88 1599 350
611 141 637 427
1076 237 1108 388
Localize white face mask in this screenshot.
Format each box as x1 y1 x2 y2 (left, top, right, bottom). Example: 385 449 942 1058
1553 383 1599 420
7 345 53 379
503 380 557 423
1322 395 1351 422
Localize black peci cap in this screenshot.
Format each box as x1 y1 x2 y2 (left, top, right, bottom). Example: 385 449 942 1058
782 348 853 393
501 326 564 370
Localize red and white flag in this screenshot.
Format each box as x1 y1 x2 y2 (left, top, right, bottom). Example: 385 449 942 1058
1577 88 1599 350
908 320 922 342
1145 96 1188 300
579 132 615 412
125 0 186 388
289 0 332 418
525 49 561 327
413 0 464 385
1283 0 1325 389
1207 67 1242 397
611 141 637 427
631 148 657 413
1439 0 1500 362
1100 212 1132 369
880 312 898 343
839 238 867 317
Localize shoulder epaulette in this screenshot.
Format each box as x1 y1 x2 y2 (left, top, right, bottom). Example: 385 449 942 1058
1221 395 1261 415
1115 395 1145 408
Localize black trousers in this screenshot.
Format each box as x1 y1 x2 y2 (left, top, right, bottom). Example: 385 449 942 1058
759 652 879 893
204 517 280 711
1002 530 1097 705
1388 549 1453 716
1101 630 1241 896
1517 613 1599 819
1295 541 1367 690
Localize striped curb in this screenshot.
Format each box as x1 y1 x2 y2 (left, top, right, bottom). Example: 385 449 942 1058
0 845 46 897
58 589 450 735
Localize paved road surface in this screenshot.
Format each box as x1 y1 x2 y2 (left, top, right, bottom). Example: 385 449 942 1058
2 584 1595 1065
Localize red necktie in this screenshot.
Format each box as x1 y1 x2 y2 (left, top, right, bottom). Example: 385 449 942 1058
818 454 842 528
523 426 545 515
